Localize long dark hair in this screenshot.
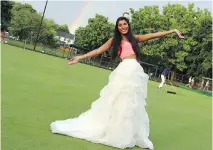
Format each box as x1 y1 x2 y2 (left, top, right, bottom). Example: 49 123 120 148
111 16 140 60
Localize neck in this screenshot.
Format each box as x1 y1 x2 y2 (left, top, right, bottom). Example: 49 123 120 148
121 34 128 41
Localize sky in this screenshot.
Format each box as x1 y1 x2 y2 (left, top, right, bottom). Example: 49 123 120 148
19 0 212 34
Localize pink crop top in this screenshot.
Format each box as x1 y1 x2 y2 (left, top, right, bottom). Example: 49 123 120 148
118 41 135 59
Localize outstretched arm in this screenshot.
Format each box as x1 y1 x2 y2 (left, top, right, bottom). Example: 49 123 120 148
68 37 113 65
135 29 184 42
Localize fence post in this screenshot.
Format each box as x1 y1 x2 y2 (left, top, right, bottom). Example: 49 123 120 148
154 67 158 81
24 40 26 50
181 75 184 83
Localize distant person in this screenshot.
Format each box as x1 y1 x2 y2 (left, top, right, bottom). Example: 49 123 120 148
203 80 210 92
186 76 192 88
191 77 195 88
158 66 172 89
149 72 153 79
41 43 46 53
1 30 6 43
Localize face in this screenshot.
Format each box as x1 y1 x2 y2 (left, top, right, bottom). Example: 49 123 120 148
117 20 129 35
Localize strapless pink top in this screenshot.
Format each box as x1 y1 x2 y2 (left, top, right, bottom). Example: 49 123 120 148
118 41 135 59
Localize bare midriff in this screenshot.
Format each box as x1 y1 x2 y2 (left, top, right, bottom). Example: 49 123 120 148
122 54 137 60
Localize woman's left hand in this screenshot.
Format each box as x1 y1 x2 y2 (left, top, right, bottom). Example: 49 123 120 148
174 29 184 39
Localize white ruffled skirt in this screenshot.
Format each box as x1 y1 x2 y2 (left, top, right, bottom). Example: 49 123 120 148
50 59 154 149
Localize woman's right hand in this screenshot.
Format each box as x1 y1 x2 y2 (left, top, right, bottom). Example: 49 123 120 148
68 56 82 65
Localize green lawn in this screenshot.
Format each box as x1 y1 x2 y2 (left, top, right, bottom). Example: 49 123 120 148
7 39 71 58
2 44 212 150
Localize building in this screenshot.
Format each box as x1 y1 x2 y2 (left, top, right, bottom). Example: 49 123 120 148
55 31 75 44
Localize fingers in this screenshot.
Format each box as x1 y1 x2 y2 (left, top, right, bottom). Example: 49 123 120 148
175 29 182 34
180 35 184 39
68 59 75 64
68 58 78 65
175 30 184 39
68 61 73 65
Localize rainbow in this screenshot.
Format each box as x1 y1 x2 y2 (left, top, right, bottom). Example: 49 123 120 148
69 1 89 34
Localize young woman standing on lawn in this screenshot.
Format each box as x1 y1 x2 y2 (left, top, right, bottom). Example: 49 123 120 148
51 16 184 149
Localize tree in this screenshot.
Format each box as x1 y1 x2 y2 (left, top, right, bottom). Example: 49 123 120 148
9 2 39 40
9 2 57 46
130 3 212 78
185 7 212 78
1 0 14 30
74 14 114 51
130 6 166 65
56 24 70 33
38 18 56 46
160 3 198 71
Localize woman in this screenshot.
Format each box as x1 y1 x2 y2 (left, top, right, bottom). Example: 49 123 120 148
50 16 184 149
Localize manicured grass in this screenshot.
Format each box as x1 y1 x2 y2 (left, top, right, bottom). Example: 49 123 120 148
2 44 212 150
